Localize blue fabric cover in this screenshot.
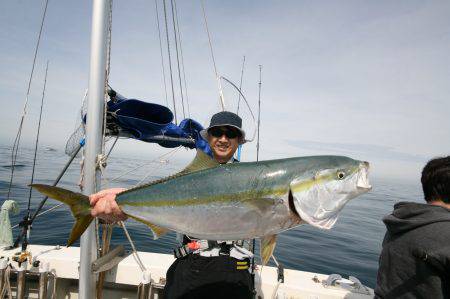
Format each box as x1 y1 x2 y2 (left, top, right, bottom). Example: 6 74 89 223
106 95 212 156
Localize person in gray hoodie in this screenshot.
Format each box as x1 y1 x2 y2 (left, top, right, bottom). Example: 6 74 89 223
375 156 450 299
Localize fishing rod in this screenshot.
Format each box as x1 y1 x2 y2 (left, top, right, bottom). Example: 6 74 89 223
15 61 49 253
6 0 49 202
12 66 85 251
200 0 226 110
236 55 246 161
11 140 84 232
236 55 246 116
256 65 262 161
30 142 83 224
250 65 262 298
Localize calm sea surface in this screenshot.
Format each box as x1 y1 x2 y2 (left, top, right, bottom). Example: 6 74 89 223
0 145 423 288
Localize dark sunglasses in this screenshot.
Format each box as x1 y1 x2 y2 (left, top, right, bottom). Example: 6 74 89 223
208 127 241 139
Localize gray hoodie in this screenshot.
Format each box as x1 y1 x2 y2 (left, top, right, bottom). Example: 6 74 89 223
375 202 450 299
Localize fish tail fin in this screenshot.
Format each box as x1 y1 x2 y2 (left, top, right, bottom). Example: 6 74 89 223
31 184 93 246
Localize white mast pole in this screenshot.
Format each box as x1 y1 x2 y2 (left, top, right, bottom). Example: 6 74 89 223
80 0 111 298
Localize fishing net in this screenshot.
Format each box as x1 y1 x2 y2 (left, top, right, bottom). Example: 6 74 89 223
0 200 19 248
65 90 88 156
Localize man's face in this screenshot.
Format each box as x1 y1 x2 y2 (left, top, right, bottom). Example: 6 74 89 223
207 126 240 163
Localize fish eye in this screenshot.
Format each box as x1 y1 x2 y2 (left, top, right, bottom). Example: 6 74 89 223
337 171 345 180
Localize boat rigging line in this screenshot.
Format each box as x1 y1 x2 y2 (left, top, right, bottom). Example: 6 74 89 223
200 0 226 110
101 0 114 162
119 221 147 272
6 0 49 202
236 56 246 115
154 0 169 108
11 143 177 231
105 135 119 160
104 147 180 183
133 149 180 186
162 0 178 124
170 0 186 119
15 61 50 252
173 0 191 118
106 0 113 81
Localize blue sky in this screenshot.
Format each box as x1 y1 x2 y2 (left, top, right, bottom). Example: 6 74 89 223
1 1 449 181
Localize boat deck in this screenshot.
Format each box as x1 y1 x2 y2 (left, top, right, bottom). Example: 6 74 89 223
0 245 373 298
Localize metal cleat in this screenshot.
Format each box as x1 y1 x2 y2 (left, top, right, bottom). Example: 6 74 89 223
92 245 128 274
322 274 342 288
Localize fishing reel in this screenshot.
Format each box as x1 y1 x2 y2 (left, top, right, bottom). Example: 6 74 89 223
12 215 33 250
12 251 32 267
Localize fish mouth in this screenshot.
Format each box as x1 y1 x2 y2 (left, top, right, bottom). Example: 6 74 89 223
356 161 372 191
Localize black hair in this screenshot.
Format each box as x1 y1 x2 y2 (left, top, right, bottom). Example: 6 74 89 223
421 156 450 204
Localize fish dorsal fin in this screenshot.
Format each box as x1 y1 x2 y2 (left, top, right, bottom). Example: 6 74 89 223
260 234 278 266
179 150 219 175
120 150 218 195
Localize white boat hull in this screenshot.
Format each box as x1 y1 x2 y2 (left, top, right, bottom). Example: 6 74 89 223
0 245 373 298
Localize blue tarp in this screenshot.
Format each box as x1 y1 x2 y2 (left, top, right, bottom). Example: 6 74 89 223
105 92 212 156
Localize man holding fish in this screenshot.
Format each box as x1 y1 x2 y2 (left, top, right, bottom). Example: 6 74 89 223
90 111 256 298
32 111 371 299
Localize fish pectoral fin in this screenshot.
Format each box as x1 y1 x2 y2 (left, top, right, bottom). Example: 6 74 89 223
147 223 169 240
260 234 278 266
179 150 219 174
244 198 275 215
128 215 169 240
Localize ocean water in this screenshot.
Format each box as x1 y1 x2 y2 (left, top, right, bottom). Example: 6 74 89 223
0 145 423 288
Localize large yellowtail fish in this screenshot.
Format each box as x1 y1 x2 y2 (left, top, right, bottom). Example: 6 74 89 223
32 151 371 264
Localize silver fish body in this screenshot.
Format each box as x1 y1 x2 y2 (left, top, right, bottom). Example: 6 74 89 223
118 154 371 241
31 151 371 262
